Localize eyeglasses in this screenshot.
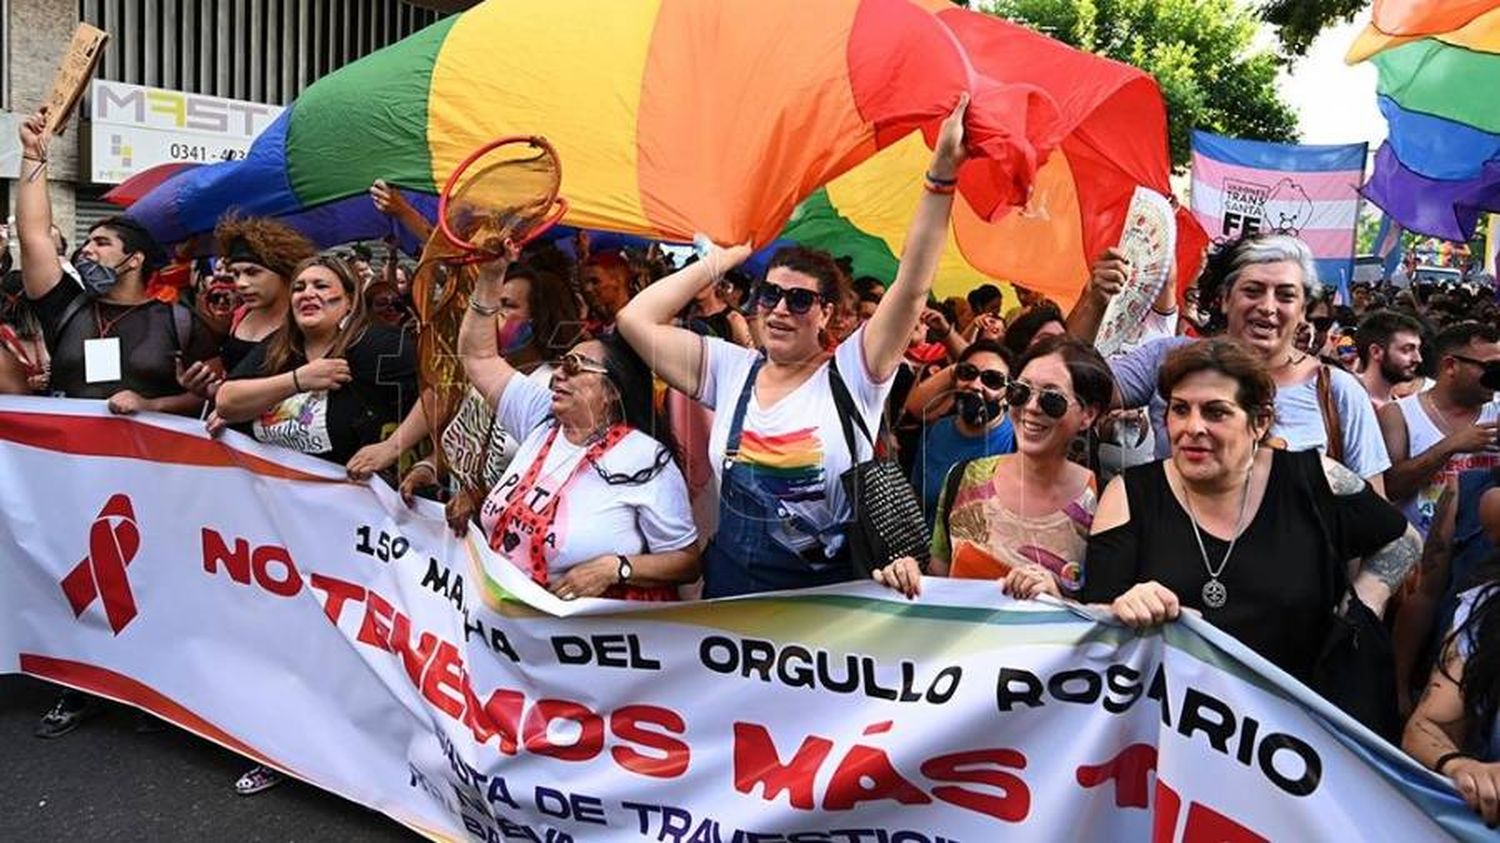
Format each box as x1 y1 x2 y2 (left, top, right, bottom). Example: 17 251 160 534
372 296 401 309
755 281 824 315
1448 353 1500 372
1309 316 1335 332
954 362 1008 390
1005 380 1073 419
559 352 610 378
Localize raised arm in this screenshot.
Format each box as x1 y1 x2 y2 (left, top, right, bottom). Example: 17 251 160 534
460 249 522 407
15 108 64 299
616 242 750 397
862 95 969 382
1064 248 1129 345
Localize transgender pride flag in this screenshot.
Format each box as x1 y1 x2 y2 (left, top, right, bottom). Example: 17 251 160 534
1190 130 1368 298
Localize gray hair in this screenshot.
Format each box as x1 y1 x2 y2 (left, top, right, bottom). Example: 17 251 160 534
1224 234 1321 301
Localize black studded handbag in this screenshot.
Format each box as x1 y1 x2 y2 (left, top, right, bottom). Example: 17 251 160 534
827 357 932 580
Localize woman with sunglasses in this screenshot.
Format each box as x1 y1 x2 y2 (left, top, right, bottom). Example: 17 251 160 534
216 256 425 480
400 264 582 535
875 337 1111 600
1083 339 1419 686
617 95 971 598
460 246 700 602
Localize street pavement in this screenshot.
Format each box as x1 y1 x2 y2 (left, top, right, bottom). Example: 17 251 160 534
0 674 417 840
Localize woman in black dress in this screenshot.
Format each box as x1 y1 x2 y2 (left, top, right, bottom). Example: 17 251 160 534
1082 339 1421 682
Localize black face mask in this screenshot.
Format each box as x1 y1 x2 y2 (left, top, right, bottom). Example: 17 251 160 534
73 257 130 296
955 390 1003 427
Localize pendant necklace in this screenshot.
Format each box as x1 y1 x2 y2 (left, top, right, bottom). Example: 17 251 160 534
1182 458 1254 610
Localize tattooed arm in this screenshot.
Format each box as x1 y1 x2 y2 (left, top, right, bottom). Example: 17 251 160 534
1321 457 1422 619
1403 643 1500 825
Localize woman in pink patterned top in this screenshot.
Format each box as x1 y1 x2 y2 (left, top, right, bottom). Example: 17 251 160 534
873 336 1114 599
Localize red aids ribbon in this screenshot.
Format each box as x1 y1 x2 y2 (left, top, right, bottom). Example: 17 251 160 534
60 494 141 635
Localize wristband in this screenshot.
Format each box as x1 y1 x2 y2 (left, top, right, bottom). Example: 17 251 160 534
924 171 957 186
468 298 503 317
923 182 956 196
1435 751 1472 775
291 367 302 392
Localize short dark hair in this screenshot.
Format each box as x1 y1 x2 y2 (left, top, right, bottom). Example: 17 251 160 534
1432 321 1500 361
90 216 166 276
958 338 1013 371
1354 310 1426 367
967 283 1002 312
765 245 845 301
1003 303 1065 360
1158 338 1276 427
1016 335 1114 415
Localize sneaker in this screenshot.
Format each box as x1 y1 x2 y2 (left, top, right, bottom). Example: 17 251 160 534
34 691 96 739
234 765 284 796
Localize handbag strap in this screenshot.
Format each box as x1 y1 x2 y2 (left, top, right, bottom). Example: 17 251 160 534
1315 365 1344 464
827 355 874 464
1289 448 1354 601
723 355 767 464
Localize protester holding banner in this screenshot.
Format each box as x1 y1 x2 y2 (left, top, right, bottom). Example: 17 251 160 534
1083 339 1420 685
616 95 970 598
14 107 218 417
460 248 699 602
1100 234 1393 489
1405 581 1500 826
876 336 1111 600
401 265 581 535
214 255 422 479
191 216 317 396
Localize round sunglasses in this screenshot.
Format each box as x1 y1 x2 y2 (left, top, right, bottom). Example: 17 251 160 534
954 362 1007 390
755 281 824 315
1005 380 1074 419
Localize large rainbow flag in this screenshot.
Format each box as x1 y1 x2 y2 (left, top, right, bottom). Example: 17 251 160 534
1348 0 1500 241
124 0 1189 305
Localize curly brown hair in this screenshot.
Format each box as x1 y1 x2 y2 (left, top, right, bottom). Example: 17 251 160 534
214 214 317 282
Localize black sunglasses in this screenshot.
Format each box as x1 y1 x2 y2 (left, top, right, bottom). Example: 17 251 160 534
1310 316 1335 332
954 362 1007 390
1005 380 1073 419
755 281 824 315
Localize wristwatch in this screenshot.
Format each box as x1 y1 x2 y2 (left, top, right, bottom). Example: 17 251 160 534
616 554 633 584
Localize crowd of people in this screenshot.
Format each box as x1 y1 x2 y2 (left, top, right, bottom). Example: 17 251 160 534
8 100 1500 823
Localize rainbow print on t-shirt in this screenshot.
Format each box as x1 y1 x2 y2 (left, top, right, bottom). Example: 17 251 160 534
737 428 826 502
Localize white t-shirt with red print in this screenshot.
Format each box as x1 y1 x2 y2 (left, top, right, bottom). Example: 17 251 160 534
478 373 696 582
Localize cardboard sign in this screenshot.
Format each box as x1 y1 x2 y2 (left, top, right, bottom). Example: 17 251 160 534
43 23 109 136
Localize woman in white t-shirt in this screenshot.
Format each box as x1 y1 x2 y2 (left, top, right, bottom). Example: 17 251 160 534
459 251 699 601
617 95 972 597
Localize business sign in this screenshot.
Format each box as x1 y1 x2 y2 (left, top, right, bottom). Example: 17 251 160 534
0 398 1488 842
86 79 284 184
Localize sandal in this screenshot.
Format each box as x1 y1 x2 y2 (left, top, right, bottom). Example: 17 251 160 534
233 764 284 796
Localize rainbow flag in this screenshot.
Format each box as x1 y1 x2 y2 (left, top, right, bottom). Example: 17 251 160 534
1348 1 1500 241
125 0 1185 306
1189 130 1366 297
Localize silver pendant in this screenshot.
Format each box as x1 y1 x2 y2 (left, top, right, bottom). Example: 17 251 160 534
1202 578 1227 609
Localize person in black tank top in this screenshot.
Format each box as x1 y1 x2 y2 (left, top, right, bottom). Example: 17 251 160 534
1084 340 1419 682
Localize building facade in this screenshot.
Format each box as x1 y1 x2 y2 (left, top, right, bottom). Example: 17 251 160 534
3 0 471 243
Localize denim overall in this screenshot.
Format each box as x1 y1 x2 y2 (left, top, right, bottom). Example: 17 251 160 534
702 357 851 598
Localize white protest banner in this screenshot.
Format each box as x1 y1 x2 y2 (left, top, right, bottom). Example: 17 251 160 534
1095 186 1177 357
0 398 1486 841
